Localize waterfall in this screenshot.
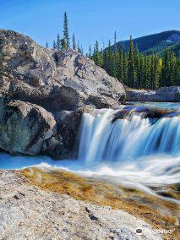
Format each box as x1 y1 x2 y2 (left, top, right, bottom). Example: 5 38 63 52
78 109 180 164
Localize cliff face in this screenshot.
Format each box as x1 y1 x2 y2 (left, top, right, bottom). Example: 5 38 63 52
0 30 125 158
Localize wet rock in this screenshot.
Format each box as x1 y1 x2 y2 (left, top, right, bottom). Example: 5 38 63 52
112 106 178 122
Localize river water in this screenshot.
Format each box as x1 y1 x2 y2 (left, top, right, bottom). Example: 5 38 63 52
1 102 180 194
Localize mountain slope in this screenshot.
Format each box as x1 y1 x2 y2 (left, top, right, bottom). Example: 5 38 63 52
116 30 180 55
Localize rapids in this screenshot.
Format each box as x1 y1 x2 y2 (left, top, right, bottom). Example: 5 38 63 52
1 102 180 196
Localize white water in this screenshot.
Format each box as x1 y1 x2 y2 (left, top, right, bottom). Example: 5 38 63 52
1 104 180 196
78 109 180 163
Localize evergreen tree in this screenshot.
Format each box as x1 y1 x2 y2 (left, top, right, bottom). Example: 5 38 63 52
107 40 113 75
88 45 92 58
81 45 84 55
77 40 81 53
128 36 135 88
91 32 180 90
175 56 180 85
46 42 49 48
154 56 162 89
61 38 67 50
56 34 61 51
133 45 139 88
122 45 128 85
118 47 123 79
144 55 151 89
93 41 102 66
112 31 118 78
63 12 70 48
139 54 145 89
53 41 56 49
72 34 76 51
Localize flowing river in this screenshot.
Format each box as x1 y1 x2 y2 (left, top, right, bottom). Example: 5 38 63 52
1 102 180 195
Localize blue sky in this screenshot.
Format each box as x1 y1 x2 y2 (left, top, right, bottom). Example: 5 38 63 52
0 0 180 52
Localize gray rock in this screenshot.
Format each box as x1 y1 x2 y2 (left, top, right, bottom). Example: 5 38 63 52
0 30 125 111
126 86 180 102
0 170 162 240
0 100 57 155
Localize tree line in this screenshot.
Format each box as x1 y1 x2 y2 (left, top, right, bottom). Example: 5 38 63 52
91 32 180 90
46 13 180 90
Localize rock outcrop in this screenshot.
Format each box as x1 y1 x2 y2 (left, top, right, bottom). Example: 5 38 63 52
0 29 126 158
0 30 125 111
126 86 180 102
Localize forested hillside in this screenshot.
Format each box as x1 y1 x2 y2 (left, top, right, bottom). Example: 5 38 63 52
91 34 180 90
116 30 180 55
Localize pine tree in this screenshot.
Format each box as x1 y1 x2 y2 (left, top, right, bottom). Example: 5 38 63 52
56 34 61 51
88 45 92 58
112 31 118 78
134 45 139 88
53 41 56 49
122 45 128 85
77 40 81 53
81 45 84 55
144 55 151 89
93 41 101 66
128 36 135 88
107 40 113 75
72 34 76 51
118 47 123 80
89 32 180 90
139 54 145 89
63 12 70 48
46 42 49 48
61 38 66 50
154 56 162 89
175 56 180 85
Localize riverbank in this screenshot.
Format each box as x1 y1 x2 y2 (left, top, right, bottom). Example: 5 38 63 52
1 168 179 240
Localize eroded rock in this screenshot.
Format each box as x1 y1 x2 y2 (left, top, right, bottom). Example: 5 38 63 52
0 30 125 111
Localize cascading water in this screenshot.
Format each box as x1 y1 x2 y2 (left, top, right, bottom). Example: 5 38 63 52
78 109 180 164
1 104 180 196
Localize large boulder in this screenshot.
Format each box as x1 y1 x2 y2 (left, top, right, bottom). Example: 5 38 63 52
0 100 58 155
126 86 180 102
0 30 125 111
